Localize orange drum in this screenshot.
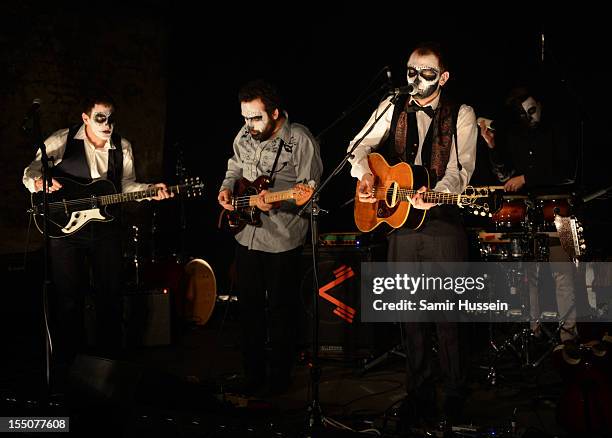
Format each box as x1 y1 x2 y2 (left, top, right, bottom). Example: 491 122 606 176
535 194 571 231
491 195 528 231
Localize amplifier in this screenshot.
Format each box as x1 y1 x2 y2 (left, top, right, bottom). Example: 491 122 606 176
122 288 171 346
299 242 390 359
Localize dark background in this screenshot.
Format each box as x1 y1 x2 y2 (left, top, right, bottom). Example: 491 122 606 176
1 2 611 293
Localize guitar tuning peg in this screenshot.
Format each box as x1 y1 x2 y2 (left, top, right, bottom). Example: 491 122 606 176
480 211 486 216
488 213 492 217
580 244 587 250
473 210 479 215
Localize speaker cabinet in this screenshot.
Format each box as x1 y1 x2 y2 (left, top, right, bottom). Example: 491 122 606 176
122 288 171 346
299 242 387 359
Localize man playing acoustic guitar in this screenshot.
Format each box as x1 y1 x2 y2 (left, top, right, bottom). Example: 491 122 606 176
348 42 478 428
218 79 322 396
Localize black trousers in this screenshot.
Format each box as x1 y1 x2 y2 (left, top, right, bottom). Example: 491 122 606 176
387 218 469 414
49 224 123 364
235 244 302 389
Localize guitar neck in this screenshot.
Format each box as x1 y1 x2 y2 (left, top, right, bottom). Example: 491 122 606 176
396 189 461 205
248 189 296 206
99 184 184 206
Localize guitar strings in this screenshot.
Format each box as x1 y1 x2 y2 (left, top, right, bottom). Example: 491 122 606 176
230 192 298 207
40 184 195 210
371 186 460 202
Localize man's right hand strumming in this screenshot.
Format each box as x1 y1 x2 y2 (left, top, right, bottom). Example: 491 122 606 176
357 173 376 203
218 188 235 211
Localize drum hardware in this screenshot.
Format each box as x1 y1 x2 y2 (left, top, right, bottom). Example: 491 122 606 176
483 314 566 386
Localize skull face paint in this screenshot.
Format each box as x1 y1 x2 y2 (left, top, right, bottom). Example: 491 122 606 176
241 98 275 141
85 104 114 141
406 52 444 100
520 96 542 127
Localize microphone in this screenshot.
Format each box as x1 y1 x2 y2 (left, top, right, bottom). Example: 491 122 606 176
25 98 42 118
384 66 393 88
388 84 414 95
581 184 612 203
22 98 42 132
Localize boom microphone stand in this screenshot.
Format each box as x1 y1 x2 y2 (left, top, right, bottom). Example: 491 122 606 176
298 86 404 435
23 99 56 405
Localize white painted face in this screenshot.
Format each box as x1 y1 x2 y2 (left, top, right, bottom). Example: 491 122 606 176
406 52 447 100
83 104 114 141
241 98 275 141
520 96 542 127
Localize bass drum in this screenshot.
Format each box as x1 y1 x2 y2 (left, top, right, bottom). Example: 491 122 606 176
181 259 217 326
141 258 217 326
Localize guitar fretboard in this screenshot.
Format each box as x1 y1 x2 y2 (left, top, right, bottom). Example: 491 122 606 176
376 187 461 204
247 190 295 206
99 184 185 206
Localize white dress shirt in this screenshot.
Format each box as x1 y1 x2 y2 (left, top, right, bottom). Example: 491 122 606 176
23 124 151 194
347 93 477 193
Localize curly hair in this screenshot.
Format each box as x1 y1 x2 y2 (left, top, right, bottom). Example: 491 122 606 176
238 79 284 115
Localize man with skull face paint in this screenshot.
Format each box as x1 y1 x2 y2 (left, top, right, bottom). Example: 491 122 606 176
23 92 172 369
480 87 577 192
218 80 322 396
479 87 580 345
348 42 478 425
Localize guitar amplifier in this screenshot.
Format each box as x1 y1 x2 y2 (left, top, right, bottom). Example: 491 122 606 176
122 288 171 346
299 241 391 359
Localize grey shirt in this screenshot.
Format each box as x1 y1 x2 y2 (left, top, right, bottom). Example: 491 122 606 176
220 115 323 253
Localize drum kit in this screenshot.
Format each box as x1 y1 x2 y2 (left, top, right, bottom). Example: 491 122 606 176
470 192 582 384
475 193 573 262
123 222 219 329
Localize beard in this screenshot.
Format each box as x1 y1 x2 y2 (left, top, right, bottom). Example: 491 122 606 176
250 120 275 141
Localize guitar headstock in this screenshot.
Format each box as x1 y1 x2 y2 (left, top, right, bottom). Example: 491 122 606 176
458 186 504 217
292 182 315 206
181 176 205 198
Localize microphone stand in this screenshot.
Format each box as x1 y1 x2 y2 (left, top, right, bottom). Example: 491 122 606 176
24 106 55 406
298 90 402 435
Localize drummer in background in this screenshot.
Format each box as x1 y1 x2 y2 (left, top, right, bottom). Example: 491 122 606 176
478 85 581 348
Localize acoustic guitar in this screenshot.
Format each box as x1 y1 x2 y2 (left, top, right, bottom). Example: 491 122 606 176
354 153 501 232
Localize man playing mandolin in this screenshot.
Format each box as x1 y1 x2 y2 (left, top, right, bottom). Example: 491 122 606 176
218 79 322 396
348 42 478 428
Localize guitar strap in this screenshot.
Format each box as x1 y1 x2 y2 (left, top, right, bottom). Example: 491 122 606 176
268 139 285 182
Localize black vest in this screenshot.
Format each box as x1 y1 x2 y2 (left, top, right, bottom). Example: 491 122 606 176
53 124 124 192
381 95 462 223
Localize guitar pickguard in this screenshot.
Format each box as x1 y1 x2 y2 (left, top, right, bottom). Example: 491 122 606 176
61 208 109 234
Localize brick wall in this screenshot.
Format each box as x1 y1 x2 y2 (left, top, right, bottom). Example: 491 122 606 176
0 2 169 254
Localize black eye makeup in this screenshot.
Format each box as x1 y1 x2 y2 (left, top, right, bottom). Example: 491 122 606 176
407 67 440 81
